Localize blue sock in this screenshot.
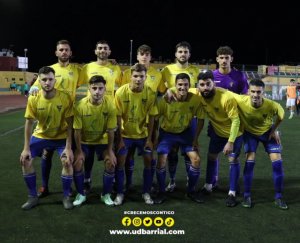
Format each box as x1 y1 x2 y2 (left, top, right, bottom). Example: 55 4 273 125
206 159 217 184
103 170 115 195
143 167 152 194
272 160 284 199
151 159 157 179
115 168 124 194
229 162 240 191
84 157 94 182
243 160 255 198
125 159 134 186
41 153 52 188
212 159 219 187
61 175 73 197
156 167 166 193
23 172 37 197
168 152 178 183
73 170 84 195
184 154 191 174
187 165 200 193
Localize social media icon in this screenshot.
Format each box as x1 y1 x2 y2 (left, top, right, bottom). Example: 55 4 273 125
132 217 142 227
165 217 175 227
122 217 131 226
143 217 153 227
154 217 164 227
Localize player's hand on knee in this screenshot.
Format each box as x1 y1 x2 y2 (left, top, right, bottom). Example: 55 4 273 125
107 149 117 166
20 150 31 166
223 141 233 155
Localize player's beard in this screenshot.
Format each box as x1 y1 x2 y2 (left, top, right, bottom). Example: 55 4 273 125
201 88 215 99
41 85 55 94
97 53 108 61
58 56 70 63
177 58 188 65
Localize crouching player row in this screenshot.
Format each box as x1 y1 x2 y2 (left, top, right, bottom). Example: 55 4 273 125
20 66 85 210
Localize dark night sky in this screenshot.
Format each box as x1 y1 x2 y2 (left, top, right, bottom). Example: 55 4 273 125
1 1 300 72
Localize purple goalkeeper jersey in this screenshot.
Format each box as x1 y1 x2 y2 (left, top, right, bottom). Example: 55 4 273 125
213 69 248 94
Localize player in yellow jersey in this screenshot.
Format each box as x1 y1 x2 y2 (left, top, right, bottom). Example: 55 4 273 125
78 40 122 102
154 73 204 204
114 64 158 205
121 44 162 91
29 40 82 198
121 44 162 191
159 41 200 193
196 71 243 207
20 66 78 210
73 75 117 206
233 79 288 209
30 40 81 100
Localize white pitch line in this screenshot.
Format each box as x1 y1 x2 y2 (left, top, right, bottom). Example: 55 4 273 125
0 125 24 137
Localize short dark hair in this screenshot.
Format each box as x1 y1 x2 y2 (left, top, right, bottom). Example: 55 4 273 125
89 75 106 85
176 41 191 52
38 66 55 76
137 44 151 54
197 70 214 81
130 63 147 74
56 39 71 47
290 79 296 82
175 73 190 85
96 40 110 48
249 78 265 88
216 46 233 56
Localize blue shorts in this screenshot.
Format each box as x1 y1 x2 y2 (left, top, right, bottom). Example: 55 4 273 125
243 129 282 154
81 144 108 161
157 128 195 155
118 138 151 156
30 136 66 158
208 128 243 159
190 117 198 136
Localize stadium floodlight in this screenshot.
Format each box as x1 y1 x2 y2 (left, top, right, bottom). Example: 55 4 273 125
24 48 28 71
129 40 133 66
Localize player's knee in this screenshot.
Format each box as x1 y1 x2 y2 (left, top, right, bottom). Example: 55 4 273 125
270 153 281 161
246 152 256 161
105 159 115 172
74 160 83 171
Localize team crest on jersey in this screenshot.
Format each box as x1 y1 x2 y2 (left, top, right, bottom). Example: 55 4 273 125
150 76 155 80
57 105 62 112
69 72 73 76
102 112 108 116
229 81 234 87
142 99 147 104
109 69 114 76
214 107 219 112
